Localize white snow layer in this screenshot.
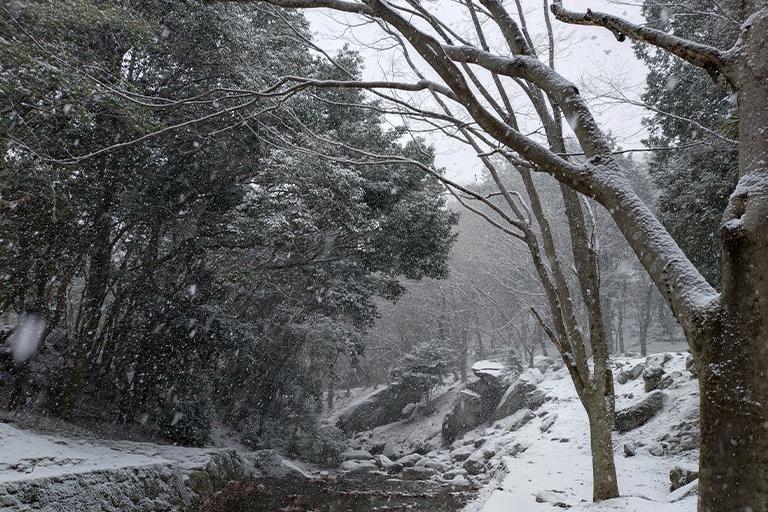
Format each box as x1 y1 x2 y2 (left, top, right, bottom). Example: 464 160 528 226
467 353 698 512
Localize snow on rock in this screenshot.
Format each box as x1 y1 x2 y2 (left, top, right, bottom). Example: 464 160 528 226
0 422 303 511
471 360 505 378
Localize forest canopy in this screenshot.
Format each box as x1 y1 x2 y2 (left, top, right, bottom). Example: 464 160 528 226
0 0 457 452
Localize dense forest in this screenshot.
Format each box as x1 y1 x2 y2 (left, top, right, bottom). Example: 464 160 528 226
0 0 458 455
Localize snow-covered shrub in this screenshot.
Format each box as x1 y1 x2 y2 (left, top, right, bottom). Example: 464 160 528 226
291 424 347 467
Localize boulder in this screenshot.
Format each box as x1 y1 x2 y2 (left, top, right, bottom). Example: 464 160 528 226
471 360 505 377
337 382 424 433
401 403 418 418
643 365 665 392
616 368 631 385
614 391 667 432
402 466 438 480
376 455 395 469
341 449 374 461
442 370 506 443
396 453 422 468
415 458 447 473
663 420 700 453
342 460 379 478
381 442 400 459
658 371 682 390
539 413 558 433
670 465 699 491
443 468 468 479
449 445 475 462
246 449 305 479
629 363 646 380
493 379 538 421
646 353 673 367
497 408 536 432
463 451 487 475
669 479 698 502
523 389 549 411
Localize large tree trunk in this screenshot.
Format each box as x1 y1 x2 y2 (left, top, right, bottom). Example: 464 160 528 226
698 9 768 510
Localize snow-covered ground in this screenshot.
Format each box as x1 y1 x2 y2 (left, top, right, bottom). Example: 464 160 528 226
0 351 698 511
471 353 698 511
336 351 699 512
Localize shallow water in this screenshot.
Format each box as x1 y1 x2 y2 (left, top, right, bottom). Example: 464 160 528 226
200 476 476 512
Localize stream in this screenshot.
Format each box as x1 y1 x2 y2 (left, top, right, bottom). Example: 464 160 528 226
200 475 477 512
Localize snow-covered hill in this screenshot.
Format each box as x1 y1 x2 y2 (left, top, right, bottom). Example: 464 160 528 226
338 351 699 512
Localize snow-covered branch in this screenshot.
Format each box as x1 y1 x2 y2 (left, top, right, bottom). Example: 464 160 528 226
550 1 734 80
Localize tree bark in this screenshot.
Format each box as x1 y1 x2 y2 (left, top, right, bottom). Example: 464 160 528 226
697 8 768 510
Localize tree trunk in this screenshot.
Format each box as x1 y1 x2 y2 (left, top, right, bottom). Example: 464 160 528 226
696 9 768 510
586 391 618 502
54 186 113 418
637 281 653 357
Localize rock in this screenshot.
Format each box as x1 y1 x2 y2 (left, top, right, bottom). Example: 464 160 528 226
670 465 699 491
471 360 505 378
646 353 673 367
540 414 558 433
401 403 418 418
628 363 646 381
648 443 667 456
497 408 536 432
533 356 555 374
493 379 538 421
617 368 631 385
623 444 636 457
443 468 468 479
337 382 424 433
463 451 487 475
643 365 665 392
535 490 571 508
186 470 213 498
341 449 374 461
402 466 438 480
340 460 362 471
247 449 305 479
669 479 698 502
442 370 506 443
614 391 666 432
415 459 447 473
448 474 471 487
523 389 549 411
506 442 529 457
381 442 400 459
658 371 682 390
376 455 395 469
450 445 475 462
396 453 422 468
342 460 379 478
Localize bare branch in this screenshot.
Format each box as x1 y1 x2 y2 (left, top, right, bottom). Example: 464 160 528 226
550 1 734 80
